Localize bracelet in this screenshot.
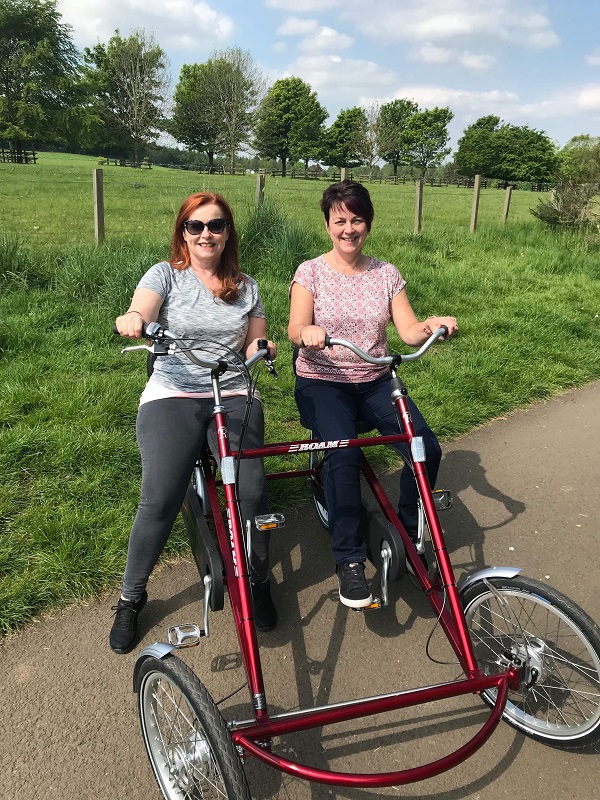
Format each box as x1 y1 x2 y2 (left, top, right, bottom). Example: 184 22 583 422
125 310 143 318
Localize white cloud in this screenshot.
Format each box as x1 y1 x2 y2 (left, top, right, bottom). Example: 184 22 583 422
409 44 454 65
586 49 600 67
285 55 397 111
576 86 600 111
298 26 353 53
338 0 559 51
57 0 233 53
277 17 319 36
459 51 495 70
266 0 341 10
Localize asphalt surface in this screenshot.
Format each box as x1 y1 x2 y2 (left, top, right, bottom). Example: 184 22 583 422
2 381 599 800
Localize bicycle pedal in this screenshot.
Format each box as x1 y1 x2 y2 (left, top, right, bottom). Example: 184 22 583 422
433 490 452 511
255 513 285 530
167 623 204 648
352 598 382 612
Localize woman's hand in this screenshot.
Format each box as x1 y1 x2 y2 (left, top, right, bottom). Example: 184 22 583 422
246 338 278 360
423 316 458 341
114 310 145 339
298 324 327 349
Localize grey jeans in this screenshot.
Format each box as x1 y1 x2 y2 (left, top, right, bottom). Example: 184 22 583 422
121 394 270 600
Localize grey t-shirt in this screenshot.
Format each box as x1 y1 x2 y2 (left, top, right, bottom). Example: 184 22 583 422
138 261 265 393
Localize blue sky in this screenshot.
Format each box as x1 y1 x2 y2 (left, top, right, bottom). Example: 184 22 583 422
57 0 600 152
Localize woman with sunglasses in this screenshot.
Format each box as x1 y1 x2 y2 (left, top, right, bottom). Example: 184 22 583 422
288 180 457 609
110 192 278 654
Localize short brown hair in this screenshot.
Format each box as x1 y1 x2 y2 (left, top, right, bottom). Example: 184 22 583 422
320 180 374 231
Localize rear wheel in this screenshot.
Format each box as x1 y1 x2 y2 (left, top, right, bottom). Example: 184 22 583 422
137 655 251 799
461 576 600 749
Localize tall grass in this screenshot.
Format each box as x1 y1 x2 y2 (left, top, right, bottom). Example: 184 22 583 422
0 155 599 634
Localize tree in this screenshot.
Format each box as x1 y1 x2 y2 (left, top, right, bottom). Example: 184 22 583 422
83 30 169 163
355 103 381 180
454 115 502 177
253 77 327 177
323 107 367 170
403 107 453 177
494 125 557 183
376 98 418 177
454 117 558 183
0 0 80 155
558 135 600 183
172 49 264 172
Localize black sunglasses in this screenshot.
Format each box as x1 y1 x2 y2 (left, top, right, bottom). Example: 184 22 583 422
182 218 229 235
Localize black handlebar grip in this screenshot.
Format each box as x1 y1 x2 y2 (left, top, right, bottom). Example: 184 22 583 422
324 335 331 347
257 338 268 350
440 325 448 337
112 322 148 337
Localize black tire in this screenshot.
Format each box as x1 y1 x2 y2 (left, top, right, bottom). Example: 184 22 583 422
461 575 600 749
308 447 329 530
136 655 251 799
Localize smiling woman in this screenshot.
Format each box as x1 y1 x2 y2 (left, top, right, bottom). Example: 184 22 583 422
109 191 279 654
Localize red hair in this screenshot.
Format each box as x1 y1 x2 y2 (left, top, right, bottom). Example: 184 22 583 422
169 192 243 303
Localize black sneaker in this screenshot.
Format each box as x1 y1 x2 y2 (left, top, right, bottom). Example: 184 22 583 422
251 579 277 632
109 590 147 654
336 562 372 608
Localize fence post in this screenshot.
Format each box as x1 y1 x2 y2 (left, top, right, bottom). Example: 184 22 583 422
93 168 105 244
502 186 513 224
470 174 481 233
414 178 424 234
255 173 265 209
340 167 348 181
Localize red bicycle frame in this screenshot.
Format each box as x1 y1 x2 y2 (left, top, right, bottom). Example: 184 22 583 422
204 374 519 786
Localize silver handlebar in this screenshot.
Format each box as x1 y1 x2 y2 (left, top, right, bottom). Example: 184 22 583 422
324 327 448 365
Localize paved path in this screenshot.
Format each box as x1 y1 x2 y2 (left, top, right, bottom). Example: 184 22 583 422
2 382 599 799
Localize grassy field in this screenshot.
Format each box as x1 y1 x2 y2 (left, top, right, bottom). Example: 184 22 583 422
1 153 599 634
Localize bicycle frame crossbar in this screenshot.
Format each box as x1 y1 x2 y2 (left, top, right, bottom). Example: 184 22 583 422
230 673 511 787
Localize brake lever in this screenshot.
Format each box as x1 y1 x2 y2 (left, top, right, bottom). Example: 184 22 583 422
120 342 171 356
257 338 278 380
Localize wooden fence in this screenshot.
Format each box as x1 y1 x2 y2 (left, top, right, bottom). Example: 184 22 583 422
1 147 37 164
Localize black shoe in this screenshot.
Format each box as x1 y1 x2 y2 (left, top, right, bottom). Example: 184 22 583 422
336 562 372 608
109 590 147 654
251 579 277 632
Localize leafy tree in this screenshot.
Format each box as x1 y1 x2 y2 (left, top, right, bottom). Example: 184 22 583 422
558 135 600 183
253 77 326 177
403 107 453 177
354 102 380 180
0 0 81 154
376 98 418 176
494 124 557 183
454 115 502 177
455 117 558 183
172 48 264 172
83 29 169 164
323 106 367 169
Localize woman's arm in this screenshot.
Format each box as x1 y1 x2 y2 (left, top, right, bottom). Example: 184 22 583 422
391 290 458 347
114 288 163 339
244 316 277 359
288 282 326 348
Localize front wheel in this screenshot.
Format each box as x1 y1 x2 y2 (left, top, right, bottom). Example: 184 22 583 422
461 576 600 750
136 655 251 799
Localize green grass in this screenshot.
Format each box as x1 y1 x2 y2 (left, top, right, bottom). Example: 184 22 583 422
0 153 599 634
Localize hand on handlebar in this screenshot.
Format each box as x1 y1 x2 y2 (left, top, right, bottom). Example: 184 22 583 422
300 324 327 349
423 316 458 341
114 311 145 339
246 338 277 360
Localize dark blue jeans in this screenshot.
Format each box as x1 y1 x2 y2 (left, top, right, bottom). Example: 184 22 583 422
295 374 441 565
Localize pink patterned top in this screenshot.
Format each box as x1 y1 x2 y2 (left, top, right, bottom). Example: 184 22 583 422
292 255 406 382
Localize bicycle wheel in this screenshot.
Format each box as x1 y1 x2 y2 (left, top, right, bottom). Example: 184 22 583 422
136 655 251 799
309 446 329 530
461 575 600 749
